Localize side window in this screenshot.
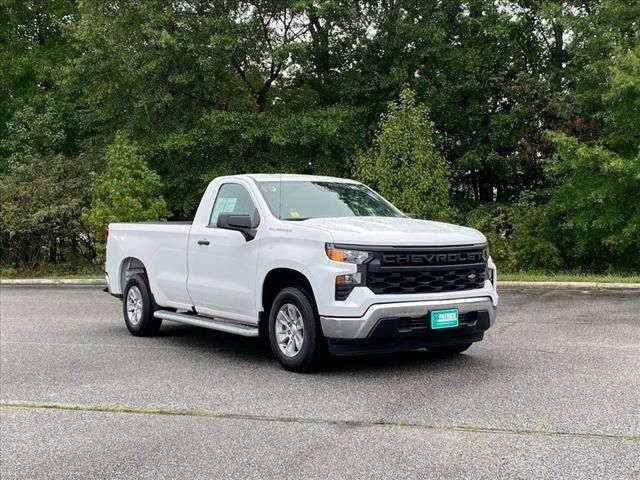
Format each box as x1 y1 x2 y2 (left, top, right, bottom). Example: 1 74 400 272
209 183 257 226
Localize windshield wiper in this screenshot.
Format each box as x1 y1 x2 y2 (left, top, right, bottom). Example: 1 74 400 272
282 217 310 221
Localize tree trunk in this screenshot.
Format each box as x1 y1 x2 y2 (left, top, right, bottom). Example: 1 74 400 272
49 239 57 263
478 167 494 202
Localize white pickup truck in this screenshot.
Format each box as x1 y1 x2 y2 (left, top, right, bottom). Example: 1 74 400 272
105 174 497 371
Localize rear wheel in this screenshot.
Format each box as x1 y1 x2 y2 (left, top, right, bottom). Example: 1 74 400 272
428 343 472 356
268 287 325 372
122 274 162 336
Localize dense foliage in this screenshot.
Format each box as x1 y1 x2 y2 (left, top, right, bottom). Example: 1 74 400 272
85 132 169 240
1 0 639 274
355 89 451 220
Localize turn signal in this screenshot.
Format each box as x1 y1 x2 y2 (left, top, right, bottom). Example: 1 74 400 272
325 244 372 264
326 247 345 262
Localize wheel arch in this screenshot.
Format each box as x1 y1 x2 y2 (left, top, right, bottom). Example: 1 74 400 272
260 268 317 324
119 257 148 293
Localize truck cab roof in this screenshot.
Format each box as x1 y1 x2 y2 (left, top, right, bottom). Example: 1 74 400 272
219 174 361 184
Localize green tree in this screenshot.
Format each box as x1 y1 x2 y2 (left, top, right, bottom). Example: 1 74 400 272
3 0 640 275
354 89 450 220
544 134 640 270
0 153 95 268
604 46 640 157
510 32 640 273
0 0 79 168
85 133 169 239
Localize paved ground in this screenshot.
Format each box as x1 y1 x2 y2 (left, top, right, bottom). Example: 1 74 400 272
0 286 638 479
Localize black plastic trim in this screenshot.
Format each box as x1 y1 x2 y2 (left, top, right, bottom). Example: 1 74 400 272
330 242 487 252
327 311 492 356
328 334 485 356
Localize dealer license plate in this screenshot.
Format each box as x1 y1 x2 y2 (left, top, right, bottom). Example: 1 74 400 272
430 309 459 329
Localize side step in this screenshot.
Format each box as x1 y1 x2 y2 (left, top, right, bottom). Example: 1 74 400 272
153 310 259 337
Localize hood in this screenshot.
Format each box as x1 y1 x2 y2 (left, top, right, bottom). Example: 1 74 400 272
302 217 486 247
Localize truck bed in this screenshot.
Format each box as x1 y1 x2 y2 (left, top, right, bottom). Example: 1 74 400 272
112 221 193 225
106 222 193 305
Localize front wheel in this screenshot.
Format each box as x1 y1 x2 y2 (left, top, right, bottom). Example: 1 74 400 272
122 274 162 336
268 287 325 372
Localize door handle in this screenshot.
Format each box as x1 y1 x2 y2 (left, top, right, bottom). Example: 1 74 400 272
197 239 210 246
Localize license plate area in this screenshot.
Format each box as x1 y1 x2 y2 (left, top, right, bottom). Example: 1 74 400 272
430 308 459 329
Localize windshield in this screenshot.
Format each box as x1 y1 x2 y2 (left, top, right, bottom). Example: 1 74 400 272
257 181 404 220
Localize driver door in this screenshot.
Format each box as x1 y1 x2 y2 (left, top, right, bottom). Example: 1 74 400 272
187 182 261 323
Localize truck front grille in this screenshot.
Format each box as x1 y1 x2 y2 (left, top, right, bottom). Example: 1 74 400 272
365 246 487 295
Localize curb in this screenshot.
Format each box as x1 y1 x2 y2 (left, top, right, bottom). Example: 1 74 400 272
498 281 640 290
0 278 105 286
1 278 639 290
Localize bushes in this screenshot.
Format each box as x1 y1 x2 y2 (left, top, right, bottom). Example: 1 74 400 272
542 134 640 271
0 134 169 273
462 201 566 273
510 200 563 272
464 204 516 272
464 154 640 274
84 133 169 239
0 154 96 269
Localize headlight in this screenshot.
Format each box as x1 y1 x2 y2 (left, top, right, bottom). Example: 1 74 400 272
483 245 492 284
325 244 372 264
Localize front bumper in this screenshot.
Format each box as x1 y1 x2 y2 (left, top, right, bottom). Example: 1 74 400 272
320 296 495 340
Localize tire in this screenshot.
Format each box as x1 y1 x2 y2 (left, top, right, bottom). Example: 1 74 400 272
122 274 162 337
268 287 325 372
428 343 472 356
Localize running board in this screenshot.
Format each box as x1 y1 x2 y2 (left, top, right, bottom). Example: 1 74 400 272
153 310 259 337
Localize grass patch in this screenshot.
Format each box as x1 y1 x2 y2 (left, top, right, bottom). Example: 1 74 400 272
500 271 640 283
2 400 637 442
1 265 103 279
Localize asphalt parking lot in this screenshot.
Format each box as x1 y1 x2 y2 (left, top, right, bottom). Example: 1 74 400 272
1 286 639 479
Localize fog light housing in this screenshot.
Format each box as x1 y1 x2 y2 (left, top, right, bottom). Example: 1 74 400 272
335 272 364 300
336 272 362 285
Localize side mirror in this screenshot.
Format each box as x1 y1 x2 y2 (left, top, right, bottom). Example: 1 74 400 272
217 212 260 240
